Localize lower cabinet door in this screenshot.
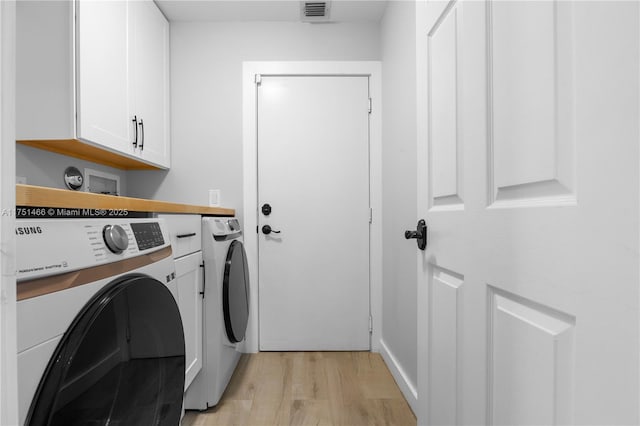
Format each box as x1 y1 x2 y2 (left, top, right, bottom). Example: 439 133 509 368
175 251 203 390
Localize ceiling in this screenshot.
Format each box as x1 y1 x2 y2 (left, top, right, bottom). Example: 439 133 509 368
155 0 388 23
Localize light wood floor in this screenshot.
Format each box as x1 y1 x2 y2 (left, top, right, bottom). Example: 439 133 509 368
182 352 416 426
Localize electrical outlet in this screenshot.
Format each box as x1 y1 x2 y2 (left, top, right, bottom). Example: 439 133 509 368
209 189 220 207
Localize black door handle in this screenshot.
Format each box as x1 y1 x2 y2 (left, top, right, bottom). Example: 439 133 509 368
138 118 145 150
199 262 205 298
132 115 138 147
262 225 281 235
405 219 427 250
176 233 196 239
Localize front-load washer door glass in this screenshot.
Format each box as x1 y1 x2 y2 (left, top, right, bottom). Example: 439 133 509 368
223 240 250 343
26 275 185 426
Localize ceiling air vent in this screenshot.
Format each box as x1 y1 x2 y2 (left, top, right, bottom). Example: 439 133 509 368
300 1 331 22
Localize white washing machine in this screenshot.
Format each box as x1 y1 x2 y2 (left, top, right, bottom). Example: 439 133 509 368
16 217 185 426
184 217 250 410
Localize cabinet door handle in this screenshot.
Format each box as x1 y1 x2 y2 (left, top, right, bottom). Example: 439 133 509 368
138 118 145 150
200 262 205 298
132 115 138 147
176 232 196 239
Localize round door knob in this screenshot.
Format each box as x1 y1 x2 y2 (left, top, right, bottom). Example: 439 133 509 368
103 224 129 254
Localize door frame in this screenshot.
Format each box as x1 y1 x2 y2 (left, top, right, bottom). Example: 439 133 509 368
242 61 382 354
415 1 429 423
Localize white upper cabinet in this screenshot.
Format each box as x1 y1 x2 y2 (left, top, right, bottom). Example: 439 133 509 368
130 0 171 168
17 1 75 141
76 0 134 156
17 0 170 170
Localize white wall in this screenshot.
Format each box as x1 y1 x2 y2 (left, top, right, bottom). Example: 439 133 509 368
128 21 380 225
379 0 418 411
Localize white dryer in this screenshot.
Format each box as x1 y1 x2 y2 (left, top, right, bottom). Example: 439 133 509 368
184 217 250 410
16 218 185 426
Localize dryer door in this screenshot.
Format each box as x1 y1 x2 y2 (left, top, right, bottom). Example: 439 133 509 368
26 275 185 426
223 240 250 343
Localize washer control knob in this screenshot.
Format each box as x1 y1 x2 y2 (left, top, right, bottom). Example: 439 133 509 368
103 224 129 254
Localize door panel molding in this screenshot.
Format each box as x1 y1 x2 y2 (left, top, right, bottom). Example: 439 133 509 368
429 265 464 426
486 0 576 208
428 1 464 211
487 286 575 426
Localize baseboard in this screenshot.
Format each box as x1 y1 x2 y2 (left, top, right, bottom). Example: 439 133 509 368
379 339 418 415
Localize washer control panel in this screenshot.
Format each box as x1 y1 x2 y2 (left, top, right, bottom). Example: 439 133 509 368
16 218 171 281
130 222 165 250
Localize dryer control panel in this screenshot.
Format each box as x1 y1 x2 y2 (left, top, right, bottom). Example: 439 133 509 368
16 218 171 282
210 217 242 239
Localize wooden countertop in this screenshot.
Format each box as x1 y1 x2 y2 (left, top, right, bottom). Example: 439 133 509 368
16 184 235 216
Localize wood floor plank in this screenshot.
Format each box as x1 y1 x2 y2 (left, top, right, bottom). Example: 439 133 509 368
289 400 333 426
325 355 365 405
291 352 329 400
189 400 252 426
246 399 291 426
253 352 294 402
182 352 416 426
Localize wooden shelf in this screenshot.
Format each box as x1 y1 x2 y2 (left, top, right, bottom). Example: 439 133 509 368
17 139 164 170
16 184 235 216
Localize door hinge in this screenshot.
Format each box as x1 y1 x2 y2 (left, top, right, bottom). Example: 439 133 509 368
255 74 262 85
369 208 373 224
369 316 373 334
368 98 372 114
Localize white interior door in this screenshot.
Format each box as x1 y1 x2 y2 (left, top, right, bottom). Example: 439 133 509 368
258 75 371 351
416 1 639 425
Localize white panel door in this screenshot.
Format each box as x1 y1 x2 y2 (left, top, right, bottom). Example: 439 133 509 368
258 75 370 351
416 1 639 425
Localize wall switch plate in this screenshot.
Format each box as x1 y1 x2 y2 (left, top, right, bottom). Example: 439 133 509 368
16 176 27 185
209 189 221 207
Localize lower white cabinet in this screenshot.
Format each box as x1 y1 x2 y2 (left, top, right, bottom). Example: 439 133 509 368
175 250 203 390
158 214 203 390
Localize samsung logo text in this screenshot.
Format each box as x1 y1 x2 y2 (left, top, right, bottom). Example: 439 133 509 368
16 226 43 235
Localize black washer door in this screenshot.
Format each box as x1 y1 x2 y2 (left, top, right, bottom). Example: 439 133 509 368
223 240 250 343
26 275 185 426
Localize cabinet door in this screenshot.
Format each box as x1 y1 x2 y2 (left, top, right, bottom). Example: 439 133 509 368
76 0 135 154
158 214 202 259
131 0 170 168
175 251 203 390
